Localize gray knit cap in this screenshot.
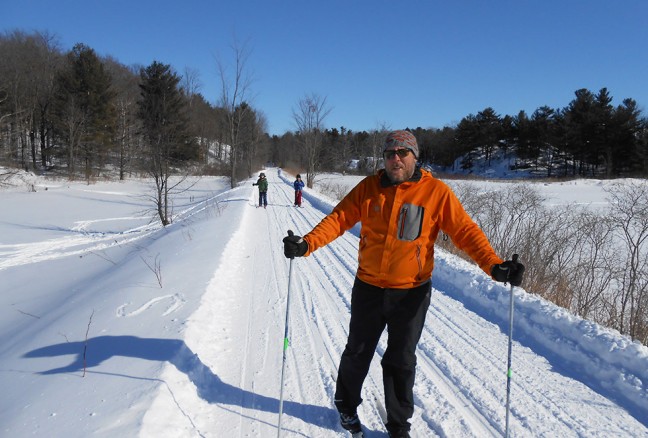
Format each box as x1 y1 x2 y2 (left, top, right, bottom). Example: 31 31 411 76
384 130 418 158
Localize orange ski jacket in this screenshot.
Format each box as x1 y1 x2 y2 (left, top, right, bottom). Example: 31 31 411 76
303 168 503 289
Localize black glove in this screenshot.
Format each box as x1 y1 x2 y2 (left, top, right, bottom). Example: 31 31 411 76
283 230 308 259
252 183 257 186
491 254 525 286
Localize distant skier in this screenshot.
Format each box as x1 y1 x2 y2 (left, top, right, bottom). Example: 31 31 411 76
252 172 268 208
293 174 305 207
283 130 524 438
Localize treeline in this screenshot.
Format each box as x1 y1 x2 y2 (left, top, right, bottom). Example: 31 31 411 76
418 97 648 178
2 30 648 183
279 91 648 180
0 30 269 185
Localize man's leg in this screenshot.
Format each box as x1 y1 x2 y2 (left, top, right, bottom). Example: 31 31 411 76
334 278 386 415
381 281 431 434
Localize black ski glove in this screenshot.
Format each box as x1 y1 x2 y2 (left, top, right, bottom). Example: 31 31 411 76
252 183 257 186
283 230 308 259
491 254 525 286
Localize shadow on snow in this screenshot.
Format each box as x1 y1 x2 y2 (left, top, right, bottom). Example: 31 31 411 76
23 335 339 432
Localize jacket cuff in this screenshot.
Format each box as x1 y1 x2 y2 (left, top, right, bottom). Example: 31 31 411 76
302 237 313 257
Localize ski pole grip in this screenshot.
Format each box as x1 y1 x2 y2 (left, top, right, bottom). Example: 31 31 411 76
286 230 295 260
509 254 520 288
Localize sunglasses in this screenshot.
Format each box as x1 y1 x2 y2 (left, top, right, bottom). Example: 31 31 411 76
384 149 412 160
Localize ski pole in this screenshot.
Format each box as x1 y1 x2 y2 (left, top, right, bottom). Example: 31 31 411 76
505 254 519 438
277 231 295 437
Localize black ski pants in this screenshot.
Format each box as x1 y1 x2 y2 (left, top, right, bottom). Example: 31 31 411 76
334 277 431 433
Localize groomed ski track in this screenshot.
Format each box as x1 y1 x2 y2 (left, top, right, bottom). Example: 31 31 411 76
140 169 648 437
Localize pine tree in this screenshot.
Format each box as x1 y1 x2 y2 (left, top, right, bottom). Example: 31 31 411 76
137 61 195 225
52 43 115 180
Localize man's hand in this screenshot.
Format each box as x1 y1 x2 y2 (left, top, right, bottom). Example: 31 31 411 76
491 255 525 286
283 230 308 259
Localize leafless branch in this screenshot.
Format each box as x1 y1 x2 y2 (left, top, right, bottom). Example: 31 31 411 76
82 309 95 378
140 254 163 288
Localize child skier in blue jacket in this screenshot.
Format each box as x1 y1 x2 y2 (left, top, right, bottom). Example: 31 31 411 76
293 174 305 207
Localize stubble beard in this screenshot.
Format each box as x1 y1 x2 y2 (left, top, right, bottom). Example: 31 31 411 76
386 163 414 184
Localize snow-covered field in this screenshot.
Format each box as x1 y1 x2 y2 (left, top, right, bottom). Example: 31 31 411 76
1 168 646 437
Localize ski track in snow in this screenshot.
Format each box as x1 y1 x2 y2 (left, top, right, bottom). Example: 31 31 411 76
0 187 227 271
3 170 645 437
134 169 648 438
2 170 646 437
116 293 186 318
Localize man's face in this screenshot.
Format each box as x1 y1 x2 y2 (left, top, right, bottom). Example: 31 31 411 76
384 148 416 184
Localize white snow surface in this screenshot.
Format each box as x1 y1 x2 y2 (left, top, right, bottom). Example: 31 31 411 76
0 168 647 438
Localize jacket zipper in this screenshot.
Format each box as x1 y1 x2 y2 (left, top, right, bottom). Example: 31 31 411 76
399 207 408 238
416 244 422 275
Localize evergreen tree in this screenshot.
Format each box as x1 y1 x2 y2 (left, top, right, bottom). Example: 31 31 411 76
51 43 115 180
512 110 534 164
611 98 643 176
475 107 502 166
137 61 195 225
564 89 597 176
432 127 459 169
455 114 479 170
593 88 614 176
531 106 558 176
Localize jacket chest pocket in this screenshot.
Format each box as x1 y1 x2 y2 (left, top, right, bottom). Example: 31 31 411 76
397 203 424 241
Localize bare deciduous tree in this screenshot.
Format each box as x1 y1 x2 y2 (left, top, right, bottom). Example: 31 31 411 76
292 92 332 188
242 109 268 177
568 212 615 320
0 30 61 170
181 67 202 100
216 37 255 188
104 58 140 180
607 181 648 342
369 123 390 175
442 180 648 345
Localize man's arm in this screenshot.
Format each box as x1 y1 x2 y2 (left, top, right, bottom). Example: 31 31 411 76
438 185 503 274
301 180 365 255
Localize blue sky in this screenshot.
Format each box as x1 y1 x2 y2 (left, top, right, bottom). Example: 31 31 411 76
3 1 647 135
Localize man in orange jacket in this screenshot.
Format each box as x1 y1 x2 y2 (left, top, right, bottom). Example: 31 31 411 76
283 130 524 438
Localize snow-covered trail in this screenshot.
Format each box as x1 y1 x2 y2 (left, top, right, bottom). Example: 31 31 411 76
140 169 647 437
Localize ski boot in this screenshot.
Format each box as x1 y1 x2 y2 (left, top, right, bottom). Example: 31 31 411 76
340 412 363 437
